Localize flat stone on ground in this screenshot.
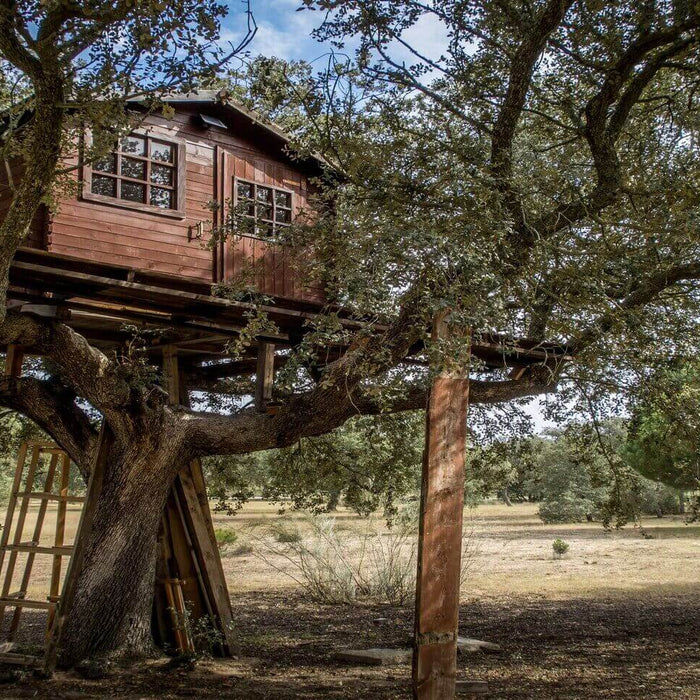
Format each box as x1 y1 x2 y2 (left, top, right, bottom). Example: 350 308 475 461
456 679 489 695
337 648 412 666
457 637 501 654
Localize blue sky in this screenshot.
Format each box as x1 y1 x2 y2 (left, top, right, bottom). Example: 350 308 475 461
221 0 449 68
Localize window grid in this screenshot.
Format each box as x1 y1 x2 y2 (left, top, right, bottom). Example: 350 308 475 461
234 179 293 238
91 134 178 211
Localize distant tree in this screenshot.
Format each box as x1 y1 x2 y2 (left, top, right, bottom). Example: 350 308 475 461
625 360 700 513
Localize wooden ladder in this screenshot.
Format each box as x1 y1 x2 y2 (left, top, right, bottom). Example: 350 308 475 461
0 441 84 667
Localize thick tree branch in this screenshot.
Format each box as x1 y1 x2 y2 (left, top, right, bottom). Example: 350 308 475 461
0 375 96 474
568 261 700 353
0 312 136 418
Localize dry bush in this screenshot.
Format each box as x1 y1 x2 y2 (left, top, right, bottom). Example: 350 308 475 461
253 512 478 606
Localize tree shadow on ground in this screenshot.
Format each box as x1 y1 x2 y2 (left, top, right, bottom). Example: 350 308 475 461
0 588 697 698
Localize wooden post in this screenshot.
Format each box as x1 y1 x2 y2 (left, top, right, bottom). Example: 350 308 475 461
254 341 275 412
4 345 24 378
412 315 470 700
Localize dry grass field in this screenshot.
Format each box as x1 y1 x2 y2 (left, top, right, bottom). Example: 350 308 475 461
0 501 698 698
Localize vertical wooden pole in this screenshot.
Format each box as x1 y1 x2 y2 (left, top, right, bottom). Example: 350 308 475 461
412 316 470 700
255 342 275 412
4 345 24 378
162 346 181 404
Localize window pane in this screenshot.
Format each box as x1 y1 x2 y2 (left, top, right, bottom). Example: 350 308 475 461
275 208 291 224
256 186 272 203
150 141 173 163
121 181 145 203
92 174 116 197
257 203 273 220
275 190 291 208
239 201 255 216
121 136 146 155
121 157 146 180
237 182 253 199
151 163 173 186
150 187 173 209
93 154 116 174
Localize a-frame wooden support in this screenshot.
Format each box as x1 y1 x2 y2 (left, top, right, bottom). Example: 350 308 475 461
155 346 236 656
412 317 471 700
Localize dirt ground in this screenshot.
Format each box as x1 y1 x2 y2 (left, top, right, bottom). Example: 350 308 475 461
0 502 698 699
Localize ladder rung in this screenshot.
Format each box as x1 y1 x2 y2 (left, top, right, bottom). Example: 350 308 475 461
25 440 60 449
4 544 73 556
15 491 85 503
0 597 56 609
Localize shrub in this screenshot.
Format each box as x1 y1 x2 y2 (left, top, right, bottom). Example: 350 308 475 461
552 538 570 559
270 522 302 543
539 492 595 524
254 512 477 606
214 528 238 548
256 516 415 605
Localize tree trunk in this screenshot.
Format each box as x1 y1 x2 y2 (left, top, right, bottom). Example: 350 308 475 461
57 431 178 667
678 490 685 515
501 487 512 506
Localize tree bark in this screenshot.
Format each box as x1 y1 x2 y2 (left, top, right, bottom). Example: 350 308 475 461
57 430 181 666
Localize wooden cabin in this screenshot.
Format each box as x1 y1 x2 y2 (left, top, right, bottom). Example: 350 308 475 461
3 91 326 308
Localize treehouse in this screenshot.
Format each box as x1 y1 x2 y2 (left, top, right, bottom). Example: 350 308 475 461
3 92 336 381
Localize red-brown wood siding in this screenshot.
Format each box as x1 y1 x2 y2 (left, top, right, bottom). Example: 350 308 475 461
221 150 324 303
46 106 325 303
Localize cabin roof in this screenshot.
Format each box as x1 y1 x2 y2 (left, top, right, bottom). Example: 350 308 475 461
130 90 332 177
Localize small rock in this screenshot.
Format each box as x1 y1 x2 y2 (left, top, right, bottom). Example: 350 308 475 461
337 648 412 666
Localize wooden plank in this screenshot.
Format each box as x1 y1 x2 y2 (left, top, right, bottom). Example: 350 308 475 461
4 545 73 556
0 598 56 610
0 443 28 580
162 346 181 404
4 345 24 377
0 652 42 666
47 453 71 632
254 342 275 412
15 492 85 503
177 464 236 654
45 423 113 672
412 316 471 700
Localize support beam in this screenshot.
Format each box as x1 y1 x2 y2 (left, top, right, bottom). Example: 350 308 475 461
254 342 275 412
413 316 470 700
4 345 24 378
